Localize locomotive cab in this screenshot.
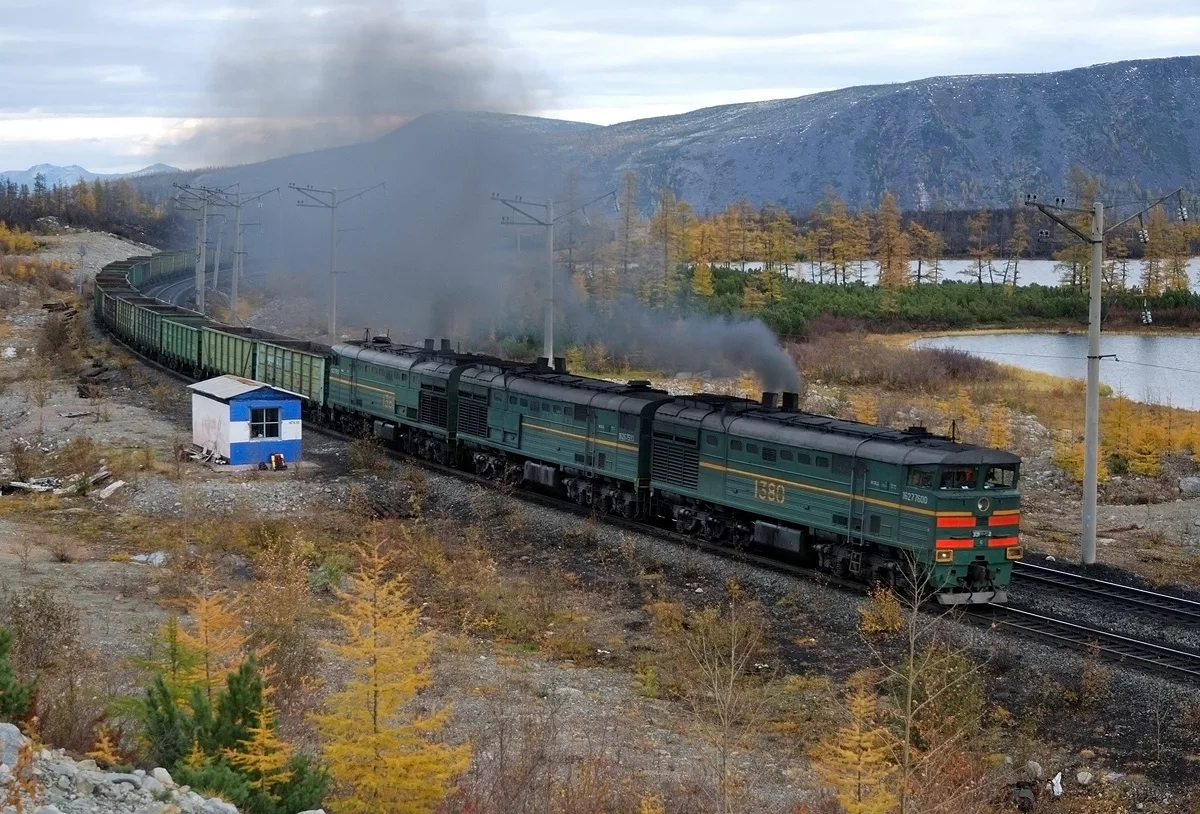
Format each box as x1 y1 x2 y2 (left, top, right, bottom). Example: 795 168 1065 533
907 461 1022 604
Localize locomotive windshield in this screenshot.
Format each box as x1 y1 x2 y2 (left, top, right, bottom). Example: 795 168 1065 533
939 467 977 489
984 465 1017 488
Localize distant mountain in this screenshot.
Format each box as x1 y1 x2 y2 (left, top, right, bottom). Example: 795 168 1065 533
0 162 181 189
552 55 1200 212
175 55 1200 219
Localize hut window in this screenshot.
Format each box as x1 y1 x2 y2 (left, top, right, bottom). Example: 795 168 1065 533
250 407 281 439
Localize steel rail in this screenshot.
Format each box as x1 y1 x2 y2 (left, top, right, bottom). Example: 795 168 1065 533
966 603 1200 682
1013 560 1200 625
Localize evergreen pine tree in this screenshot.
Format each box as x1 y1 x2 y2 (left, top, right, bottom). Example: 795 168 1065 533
0 627 34 720
143 673 193 769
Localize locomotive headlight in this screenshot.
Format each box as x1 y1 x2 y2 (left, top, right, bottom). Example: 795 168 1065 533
1006 546 1024 560
935 549 954 563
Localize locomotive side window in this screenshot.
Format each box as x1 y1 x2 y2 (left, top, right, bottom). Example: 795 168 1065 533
619 414 638 431
762 448 777 462
780 450 793 461
706 434 718 447
730 440 742 452
797 453 811 465
520 398 528 407
746 443 759 454
985 466 1016 488
907 467 935 488
940 467 977 489
815 456 829 468
554 405 562 414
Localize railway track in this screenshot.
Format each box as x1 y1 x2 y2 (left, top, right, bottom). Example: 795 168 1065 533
1013 560 1200 625
91 285 1200 686
966 603 1200 682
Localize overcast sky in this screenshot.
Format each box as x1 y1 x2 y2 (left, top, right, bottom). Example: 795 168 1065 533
3 0 1199 173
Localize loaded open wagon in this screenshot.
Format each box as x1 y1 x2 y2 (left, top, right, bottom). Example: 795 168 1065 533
254 339 330 406
162 313 212 373
200 326 302 381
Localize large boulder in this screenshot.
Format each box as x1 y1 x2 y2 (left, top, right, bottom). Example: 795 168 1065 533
1180 476 1200 495
0 722 26 768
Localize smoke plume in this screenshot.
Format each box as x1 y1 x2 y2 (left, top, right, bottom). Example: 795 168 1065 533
172 2 799 392
162 0 538 166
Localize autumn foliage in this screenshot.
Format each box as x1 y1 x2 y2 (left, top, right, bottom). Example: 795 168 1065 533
313 538 470 814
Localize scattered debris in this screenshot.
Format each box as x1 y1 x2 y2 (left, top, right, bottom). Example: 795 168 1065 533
58 410 94 419
131 551 166 566
94 479 126 500
5 477 61 494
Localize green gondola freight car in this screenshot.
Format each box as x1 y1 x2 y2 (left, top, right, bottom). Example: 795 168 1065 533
255 340 330 406
162 315 210 371
113 297 162 347
132 303 183 356
201 326 257 378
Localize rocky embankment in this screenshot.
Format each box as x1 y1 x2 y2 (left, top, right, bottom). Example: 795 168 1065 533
0 723 331 814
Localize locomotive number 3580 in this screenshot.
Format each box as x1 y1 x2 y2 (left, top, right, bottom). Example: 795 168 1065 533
754 479 786 503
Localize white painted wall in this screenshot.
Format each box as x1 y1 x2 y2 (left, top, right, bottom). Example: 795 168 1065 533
191 394 231 458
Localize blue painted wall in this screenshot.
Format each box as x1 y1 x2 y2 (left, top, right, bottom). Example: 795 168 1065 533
229 439 302 466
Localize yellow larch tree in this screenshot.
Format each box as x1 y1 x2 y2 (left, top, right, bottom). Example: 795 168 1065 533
851 394 879 425
314 539 469 814
177 589 251 704
952 389 979 434
808 677 898 814
906 221 941 284
985 403 1010 449
874 191 910 289
692 262 715 298
224 702 293 802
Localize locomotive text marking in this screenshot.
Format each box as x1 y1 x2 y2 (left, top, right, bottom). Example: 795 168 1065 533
755 479 786 504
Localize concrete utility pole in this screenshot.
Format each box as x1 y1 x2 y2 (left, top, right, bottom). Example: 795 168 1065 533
173 183 235 314
207 188 278 325
211 215 227 294
289 182 384 340
1026 189 1187 565
491 190 616 361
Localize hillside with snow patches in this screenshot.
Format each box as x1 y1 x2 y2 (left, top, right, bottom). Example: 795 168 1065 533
189 56 1199 215
0 163 180 189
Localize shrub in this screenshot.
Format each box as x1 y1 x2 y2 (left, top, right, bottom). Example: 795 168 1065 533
0 626 35 720
858 586 904 635
4 587 81 672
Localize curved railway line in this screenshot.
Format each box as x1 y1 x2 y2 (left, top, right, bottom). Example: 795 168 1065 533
97 268 1200 685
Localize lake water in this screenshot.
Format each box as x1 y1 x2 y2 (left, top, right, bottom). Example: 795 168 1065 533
912 333 1200 409
772 258 1200 291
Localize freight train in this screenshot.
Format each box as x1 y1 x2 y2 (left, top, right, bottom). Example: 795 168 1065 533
93 252 1022 604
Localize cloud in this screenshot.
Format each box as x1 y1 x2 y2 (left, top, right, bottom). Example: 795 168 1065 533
1 0 1198 167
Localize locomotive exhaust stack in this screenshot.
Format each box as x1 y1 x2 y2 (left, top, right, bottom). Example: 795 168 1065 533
761 391 778 408
781 391 799 410
440 338 452 352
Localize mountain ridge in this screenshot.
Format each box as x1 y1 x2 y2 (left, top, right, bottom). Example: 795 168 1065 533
0 163 181 189
187 55 1200 214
